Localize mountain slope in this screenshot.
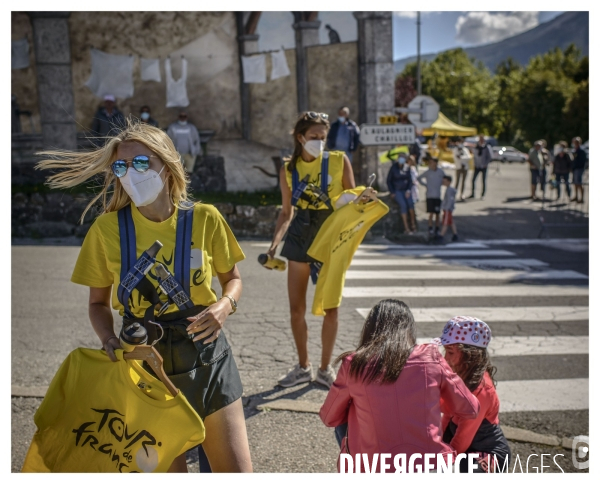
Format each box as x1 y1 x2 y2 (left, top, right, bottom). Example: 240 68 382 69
395 11 589 73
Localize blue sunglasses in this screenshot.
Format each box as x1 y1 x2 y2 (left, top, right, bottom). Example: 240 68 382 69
111 155 151 178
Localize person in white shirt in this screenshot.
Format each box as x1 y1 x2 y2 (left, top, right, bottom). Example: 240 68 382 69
167 111 201 173
440 175 458 241
417 157 446 239
453 138 470 201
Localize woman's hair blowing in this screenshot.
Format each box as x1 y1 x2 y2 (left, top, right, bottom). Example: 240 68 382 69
35 118 191 223
286 112 330 172
336 299 416 384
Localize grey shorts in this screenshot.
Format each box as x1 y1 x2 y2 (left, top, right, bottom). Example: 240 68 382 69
280 208 333 263
124 307 243 420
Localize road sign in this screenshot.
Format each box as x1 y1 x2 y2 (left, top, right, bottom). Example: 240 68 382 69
406 95 439 129
359 124 415 146
378 115 398 125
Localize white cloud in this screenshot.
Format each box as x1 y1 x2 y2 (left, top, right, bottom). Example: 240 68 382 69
394 12 438 19
395 12 418 19
455 11 539 45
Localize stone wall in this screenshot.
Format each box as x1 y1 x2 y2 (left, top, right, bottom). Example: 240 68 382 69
249 49 298 150
11 12 41 134
11 12 242 140
307 42 360 123
248 41 360 153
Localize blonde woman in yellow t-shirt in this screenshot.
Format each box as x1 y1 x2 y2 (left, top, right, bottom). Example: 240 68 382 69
36 121 252 473
267 111 356 389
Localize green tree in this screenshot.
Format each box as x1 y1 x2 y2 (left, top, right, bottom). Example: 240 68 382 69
400 49 498 133
494 58 523 144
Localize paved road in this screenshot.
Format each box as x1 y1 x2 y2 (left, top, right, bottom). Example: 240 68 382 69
11 236 588 473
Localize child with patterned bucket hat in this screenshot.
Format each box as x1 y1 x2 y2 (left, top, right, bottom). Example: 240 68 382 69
435 316 512 473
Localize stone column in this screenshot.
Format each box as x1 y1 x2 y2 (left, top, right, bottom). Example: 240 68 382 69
236 12 260 141
28 12 77 150
353 12 394 185
293 20 321 113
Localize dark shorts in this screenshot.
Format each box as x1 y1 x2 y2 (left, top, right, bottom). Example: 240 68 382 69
426 198 442 214
280 208 333 263
124 306 243 420
530 168 545 186
573 168 584 184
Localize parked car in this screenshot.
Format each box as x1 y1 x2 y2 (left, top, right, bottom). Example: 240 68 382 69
465 135 498 147
492 146 527 163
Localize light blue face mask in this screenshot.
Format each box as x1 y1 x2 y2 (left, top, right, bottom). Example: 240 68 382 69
397 156 407 164
338 116 346 123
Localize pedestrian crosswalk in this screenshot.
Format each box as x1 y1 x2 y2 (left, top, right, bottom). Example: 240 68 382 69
347 241 589 413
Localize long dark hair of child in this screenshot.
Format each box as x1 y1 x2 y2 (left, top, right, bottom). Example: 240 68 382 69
453 344 498 392
286 112 330 173
336 299 416 384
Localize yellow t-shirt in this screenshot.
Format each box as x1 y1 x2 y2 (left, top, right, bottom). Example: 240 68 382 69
284 151 345 210
22 348 204 473
71 203 245 318
307 196 389 316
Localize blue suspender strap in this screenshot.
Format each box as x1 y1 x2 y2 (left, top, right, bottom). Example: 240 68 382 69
174 204 194 297
320 152 332 209
117 205 138 318
290 168 304 207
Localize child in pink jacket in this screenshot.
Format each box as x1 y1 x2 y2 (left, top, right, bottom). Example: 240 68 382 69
437 316 511 473
319 299 480 472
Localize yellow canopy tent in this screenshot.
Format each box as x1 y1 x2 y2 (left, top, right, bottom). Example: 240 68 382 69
422 112 477 137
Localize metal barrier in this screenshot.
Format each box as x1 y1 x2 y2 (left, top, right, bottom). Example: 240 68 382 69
538 173 589 238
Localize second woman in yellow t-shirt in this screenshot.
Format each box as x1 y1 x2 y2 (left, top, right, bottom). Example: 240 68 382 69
267 111 356 389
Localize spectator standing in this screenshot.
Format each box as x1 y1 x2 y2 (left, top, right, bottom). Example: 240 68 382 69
409 138 422 165
387 154 416 235
453 138 470 201
440 175 458 242
90 94 126 142
167 111 201 174
407 154 420 205
552 141 573 201
140 105 159 128
467 135 492 200
571 137 587 203
527 141 546 200
326 107 360 162
417 157 446 239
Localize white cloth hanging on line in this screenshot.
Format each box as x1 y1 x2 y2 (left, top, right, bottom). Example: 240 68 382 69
12 38 30 70
141 57 161 82
241 54 266 84
85 48 134 99
270 49 290 80
165 57 190 108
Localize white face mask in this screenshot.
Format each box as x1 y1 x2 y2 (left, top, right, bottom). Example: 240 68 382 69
302 138 324 158
178 120 187 125
120 166 166 207
338 116 346 123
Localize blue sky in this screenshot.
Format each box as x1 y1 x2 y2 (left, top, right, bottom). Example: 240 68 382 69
257 11 565 60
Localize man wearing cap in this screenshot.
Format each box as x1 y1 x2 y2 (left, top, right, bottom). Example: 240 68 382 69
527 140 547 200
167 111 201 173
90 94 127 142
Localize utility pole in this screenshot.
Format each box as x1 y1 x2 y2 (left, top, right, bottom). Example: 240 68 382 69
417 11 421 95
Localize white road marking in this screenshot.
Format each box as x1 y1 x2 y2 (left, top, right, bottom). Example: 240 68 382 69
497 378 588 412
415 336 588 356
345 270 587 281
353 249 516 257
356 242 491 250
343 285 589 298
355 306 589 323
350 258 549 268
468 238 589 253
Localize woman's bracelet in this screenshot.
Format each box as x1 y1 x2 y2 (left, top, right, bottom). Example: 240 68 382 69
102 335 119 348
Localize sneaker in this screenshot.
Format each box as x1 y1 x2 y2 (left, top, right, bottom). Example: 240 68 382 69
277 363 313 388
451 234 459 242
315 365 336 389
